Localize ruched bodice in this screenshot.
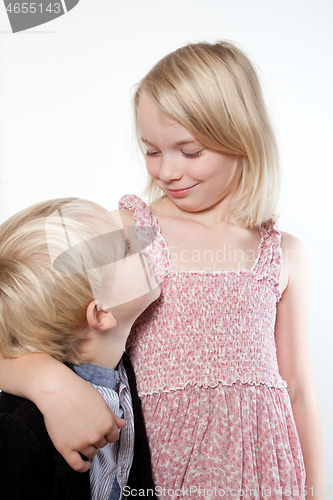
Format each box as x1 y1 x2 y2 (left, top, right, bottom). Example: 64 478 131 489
128 271 286 394
119 194 305 500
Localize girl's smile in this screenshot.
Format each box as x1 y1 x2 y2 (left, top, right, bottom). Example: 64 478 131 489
166 184 199 197
138 93 243 216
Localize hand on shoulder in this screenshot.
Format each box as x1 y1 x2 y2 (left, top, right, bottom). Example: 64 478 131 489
36 363 126 473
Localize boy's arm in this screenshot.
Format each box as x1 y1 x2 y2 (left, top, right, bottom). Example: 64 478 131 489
276 233 323 496
0 353 126 472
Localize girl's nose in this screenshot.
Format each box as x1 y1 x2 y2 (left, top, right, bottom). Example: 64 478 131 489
158 155 182 183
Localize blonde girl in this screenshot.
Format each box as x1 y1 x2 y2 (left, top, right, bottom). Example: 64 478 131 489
0 41 323 498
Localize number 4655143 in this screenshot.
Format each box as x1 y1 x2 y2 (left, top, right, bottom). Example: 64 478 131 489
6 3 61 14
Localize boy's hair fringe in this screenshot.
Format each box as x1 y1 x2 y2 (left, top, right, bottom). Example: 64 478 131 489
0 198 115 364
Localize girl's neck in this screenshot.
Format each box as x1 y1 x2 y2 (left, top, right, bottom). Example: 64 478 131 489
149 193 262 274
151 192 236 229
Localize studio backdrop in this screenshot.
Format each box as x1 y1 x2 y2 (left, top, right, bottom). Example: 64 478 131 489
0 0 332 486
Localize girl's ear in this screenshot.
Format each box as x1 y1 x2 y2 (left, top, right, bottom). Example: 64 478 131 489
86 301 117 331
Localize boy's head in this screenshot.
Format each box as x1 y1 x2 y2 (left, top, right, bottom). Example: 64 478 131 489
0 198 159 365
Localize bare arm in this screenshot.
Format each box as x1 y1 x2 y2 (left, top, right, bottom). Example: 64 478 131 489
0 353 125 472
276 233 323 496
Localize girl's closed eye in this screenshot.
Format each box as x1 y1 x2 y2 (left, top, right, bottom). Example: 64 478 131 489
145 150 160 157
146 150 203 158
182 150 203 158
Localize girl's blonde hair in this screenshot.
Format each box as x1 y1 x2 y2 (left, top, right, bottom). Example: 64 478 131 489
133 41 280 227
0 198 116 364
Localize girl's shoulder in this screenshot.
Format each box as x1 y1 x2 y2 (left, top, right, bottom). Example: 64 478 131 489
279 231 308 295
118 194 150 227
280 231 308 268
118 194 163 235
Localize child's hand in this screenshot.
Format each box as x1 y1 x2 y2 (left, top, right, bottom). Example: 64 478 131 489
43 390 126 472
33 360 126 472
0 353 127 472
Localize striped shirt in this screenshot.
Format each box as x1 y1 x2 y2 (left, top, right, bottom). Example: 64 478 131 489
74 360 134 500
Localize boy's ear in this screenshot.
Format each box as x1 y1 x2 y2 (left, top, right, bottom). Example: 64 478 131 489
86 301 117 331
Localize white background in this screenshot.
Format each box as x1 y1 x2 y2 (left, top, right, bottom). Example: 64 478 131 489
0 0 332 487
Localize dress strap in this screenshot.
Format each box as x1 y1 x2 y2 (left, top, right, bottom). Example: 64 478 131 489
253 219 282 301
118 194 171 284
119 194 159 231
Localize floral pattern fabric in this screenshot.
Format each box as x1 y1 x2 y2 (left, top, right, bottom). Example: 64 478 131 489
119 194 306 500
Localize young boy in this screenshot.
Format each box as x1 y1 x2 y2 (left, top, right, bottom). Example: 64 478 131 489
0 197 159 500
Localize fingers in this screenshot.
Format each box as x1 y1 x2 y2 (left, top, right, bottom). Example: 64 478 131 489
81 445 99 459
89 415 127 449
104 415 126 444
63 416 127 473
114 415 126 429
64 450 92 473
46 404 127 474
93 436 108 449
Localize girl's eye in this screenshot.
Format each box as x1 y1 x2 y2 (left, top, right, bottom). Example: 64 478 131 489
182 150 203 158
145 150 159 157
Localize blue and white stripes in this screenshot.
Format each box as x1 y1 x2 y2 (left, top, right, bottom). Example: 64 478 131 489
74 360 134 500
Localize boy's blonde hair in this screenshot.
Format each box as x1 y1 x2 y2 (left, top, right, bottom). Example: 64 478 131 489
133 41 280 228
0 198 116 364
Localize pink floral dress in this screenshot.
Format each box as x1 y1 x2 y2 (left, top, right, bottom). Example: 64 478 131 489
119 194 306 500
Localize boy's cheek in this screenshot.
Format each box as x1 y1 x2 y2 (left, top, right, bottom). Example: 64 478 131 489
87 253 157 310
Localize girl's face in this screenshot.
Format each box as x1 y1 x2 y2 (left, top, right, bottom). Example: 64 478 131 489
137 93 242 214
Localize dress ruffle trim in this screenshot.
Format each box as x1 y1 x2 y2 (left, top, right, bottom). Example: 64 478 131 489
255 219 282 301
119 194 172 285
139 377 288 397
